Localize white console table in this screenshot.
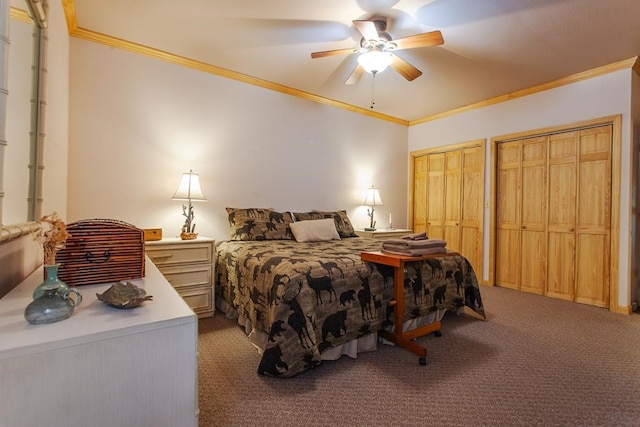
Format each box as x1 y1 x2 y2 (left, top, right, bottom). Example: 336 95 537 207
0 258 198 427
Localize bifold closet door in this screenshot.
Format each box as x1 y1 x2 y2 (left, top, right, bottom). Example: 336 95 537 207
496 136 550 296
411 146 484 279
496 125 611 307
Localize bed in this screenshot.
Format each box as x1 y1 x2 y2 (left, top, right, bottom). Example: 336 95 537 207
215 208 485 377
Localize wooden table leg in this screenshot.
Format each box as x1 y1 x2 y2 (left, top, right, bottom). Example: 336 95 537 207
361 251 449 365
385 259 441 364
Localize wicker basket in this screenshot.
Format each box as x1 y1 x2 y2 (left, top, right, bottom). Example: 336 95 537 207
56 219 145 286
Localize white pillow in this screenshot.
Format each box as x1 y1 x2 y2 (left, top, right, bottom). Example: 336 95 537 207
290 218 341 242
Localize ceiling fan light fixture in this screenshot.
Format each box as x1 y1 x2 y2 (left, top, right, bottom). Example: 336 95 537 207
357 50 393 74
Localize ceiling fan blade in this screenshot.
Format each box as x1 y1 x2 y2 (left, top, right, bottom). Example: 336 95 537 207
345 65 365 85
390 54 423 81
353 20 379 41
311 48 357 59
393 30 444 50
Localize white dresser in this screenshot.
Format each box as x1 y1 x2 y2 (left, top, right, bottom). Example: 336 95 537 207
0 259 198 427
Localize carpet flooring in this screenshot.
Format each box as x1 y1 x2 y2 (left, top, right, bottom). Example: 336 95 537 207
198 285 640 426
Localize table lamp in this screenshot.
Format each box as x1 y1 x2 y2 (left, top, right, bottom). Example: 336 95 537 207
172 169 206 240
363 186 383 231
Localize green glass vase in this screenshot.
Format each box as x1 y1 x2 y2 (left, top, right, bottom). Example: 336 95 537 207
33 264 69 300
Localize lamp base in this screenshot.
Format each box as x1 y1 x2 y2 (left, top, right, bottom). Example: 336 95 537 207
364 227 376 231
180 232 198 240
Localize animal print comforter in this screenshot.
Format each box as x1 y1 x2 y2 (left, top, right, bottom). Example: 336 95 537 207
215 238 484 377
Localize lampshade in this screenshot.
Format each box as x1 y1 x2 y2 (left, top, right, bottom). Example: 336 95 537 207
172 170 206 201
363 186 384 207
357 50 393 74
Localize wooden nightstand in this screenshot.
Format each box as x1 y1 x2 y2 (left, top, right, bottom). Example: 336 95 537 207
355 229 412 240
145 237 215 318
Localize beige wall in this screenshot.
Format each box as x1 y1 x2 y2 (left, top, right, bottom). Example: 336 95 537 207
67 38 409 242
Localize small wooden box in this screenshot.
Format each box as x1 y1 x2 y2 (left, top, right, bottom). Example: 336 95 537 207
57 219 145 286
144 228 163 241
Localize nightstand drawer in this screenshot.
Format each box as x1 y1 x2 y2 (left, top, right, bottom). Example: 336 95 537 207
146 243 212 266
157 265 212 289
180 288 213 317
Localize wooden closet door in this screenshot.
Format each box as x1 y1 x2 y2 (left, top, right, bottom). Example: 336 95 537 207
520 137 547 295
426 153 445 240
575 125 611 307
496 142 521 290
461 147 484 277
444 151 462 252
413 155 428 234
547 131 578 301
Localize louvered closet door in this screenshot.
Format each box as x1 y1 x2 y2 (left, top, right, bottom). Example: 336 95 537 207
496 142 521 290
426 153 445 240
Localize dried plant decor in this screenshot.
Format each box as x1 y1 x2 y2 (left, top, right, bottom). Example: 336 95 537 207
34 212 70 265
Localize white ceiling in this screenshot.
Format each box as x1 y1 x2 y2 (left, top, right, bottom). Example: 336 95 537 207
68 0 640 122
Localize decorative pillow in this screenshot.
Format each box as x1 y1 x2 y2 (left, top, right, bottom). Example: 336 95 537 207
226 208 293 241
290 218 341 243
293 210 358 238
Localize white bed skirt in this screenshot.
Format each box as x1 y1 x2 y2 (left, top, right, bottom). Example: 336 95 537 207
215 297 447 361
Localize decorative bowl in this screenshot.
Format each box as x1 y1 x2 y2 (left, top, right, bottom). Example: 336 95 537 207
96 281 153 309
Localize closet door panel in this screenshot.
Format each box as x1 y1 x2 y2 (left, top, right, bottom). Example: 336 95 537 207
461 226 480 274
461 147 484 273
496 142 521 289
575 233 609 307
496 228 520 289
444 151 461 252
427 153 445 240
575 125 611 307
520 230 546 294
547 131 577 300
520 137 547 294
413 156 428 234
547 232 575 301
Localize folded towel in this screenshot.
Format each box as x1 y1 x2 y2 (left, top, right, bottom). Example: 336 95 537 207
382 238 447 250
401 232 428 240
381 246 448 257
381 238 447 257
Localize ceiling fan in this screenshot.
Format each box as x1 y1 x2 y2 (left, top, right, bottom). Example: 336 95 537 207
311 19 444 85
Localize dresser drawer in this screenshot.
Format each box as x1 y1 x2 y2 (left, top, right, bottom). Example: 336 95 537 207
180 287 213 318
146 242 212 267
157 265 212 289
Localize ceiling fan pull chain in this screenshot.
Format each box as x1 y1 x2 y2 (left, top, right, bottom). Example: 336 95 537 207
370 71 377 109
